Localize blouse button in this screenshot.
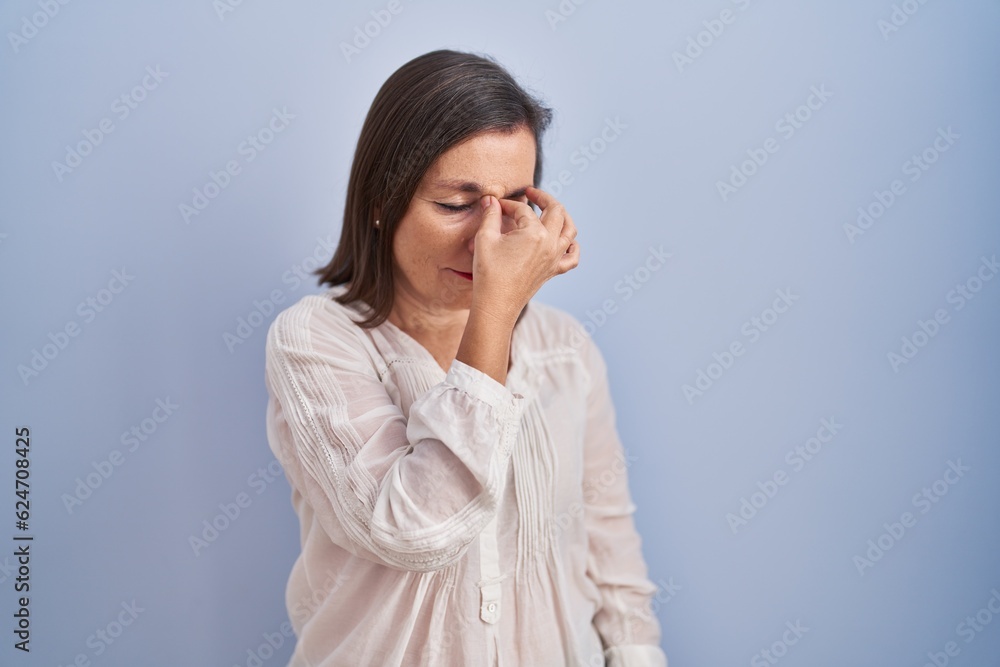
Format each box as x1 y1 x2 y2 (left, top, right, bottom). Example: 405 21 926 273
487 603 496 612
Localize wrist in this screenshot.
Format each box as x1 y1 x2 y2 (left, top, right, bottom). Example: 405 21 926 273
470 294 521 328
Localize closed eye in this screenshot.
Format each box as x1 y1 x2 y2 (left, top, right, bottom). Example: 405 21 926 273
436 202 472 213
435 197 531 213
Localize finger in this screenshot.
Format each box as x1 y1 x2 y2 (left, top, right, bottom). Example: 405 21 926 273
495 197 541 231
525 185 558 212
527 197 568 238
559 236 575 256
545 209 577 249
499 192 570 243
559 210 577 243
557 242 580 273
477 195 502 239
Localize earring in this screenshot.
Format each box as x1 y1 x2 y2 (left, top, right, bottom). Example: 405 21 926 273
374 219 381 228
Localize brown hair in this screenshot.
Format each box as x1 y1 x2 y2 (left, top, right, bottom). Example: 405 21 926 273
313 49 554 329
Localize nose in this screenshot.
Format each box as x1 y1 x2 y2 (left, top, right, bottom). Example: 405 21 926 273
466 198 517 253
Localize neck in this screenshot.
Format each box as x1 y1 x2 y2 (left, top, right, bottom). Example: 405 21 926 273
387 293 469 343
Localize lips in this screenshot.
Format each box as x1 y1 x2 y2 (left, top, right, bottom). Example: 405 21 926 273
452 269 473 281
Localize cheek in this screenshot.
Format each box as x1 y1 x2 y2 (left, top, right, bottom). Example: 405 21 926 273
393 221 460 273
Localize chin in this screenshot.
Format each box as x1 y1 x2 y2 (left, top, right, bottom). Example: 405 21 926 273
428 283 472 304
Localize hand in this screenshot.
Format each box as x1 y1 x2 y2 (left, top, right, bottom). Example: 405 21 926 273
470 185 579 321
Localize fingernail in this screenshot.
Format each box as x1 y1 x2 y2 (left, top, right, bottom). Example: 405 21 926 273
481 196 491 210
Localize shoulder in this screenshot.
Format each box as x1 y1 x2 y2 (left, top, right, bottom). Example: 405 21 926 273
266 287 370 359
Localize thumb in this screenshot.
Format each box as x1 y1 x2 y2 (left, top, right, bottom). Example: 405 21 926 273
478 195 501 239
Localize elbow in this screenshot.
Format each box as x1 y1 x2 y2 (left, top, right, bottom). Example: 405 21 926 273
368 534 474 573
365 507 489 573
364 478 499 573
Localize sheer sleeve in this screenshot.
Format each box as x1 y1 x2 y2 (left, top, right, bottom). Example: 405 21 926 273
577 327 668 667
264 298 527 572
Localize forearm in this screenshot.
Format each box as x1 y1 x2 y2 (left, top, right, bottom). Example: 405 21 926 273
266 302 529 572
455 299 518 387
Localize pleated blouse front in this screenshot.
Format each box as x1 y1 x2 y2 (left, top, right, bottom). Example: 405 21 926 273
264 284 667 667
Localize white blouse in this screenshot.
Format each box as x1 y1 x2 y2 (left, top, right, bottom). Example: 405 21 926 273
264 283 667 667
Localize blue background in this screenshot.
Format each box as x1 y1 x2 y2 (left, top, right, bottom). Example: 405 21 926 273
2 0 999 665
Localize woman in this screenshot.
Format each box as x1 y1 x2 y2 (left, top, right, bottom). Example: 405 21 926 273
264 49 667 667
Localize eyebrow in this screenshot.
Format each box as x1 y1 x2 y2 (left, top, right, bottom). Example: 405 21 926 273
430 179 531 200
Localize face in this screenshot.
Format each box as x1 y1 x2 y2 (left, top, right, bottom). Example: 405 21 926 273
388 125 537 325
